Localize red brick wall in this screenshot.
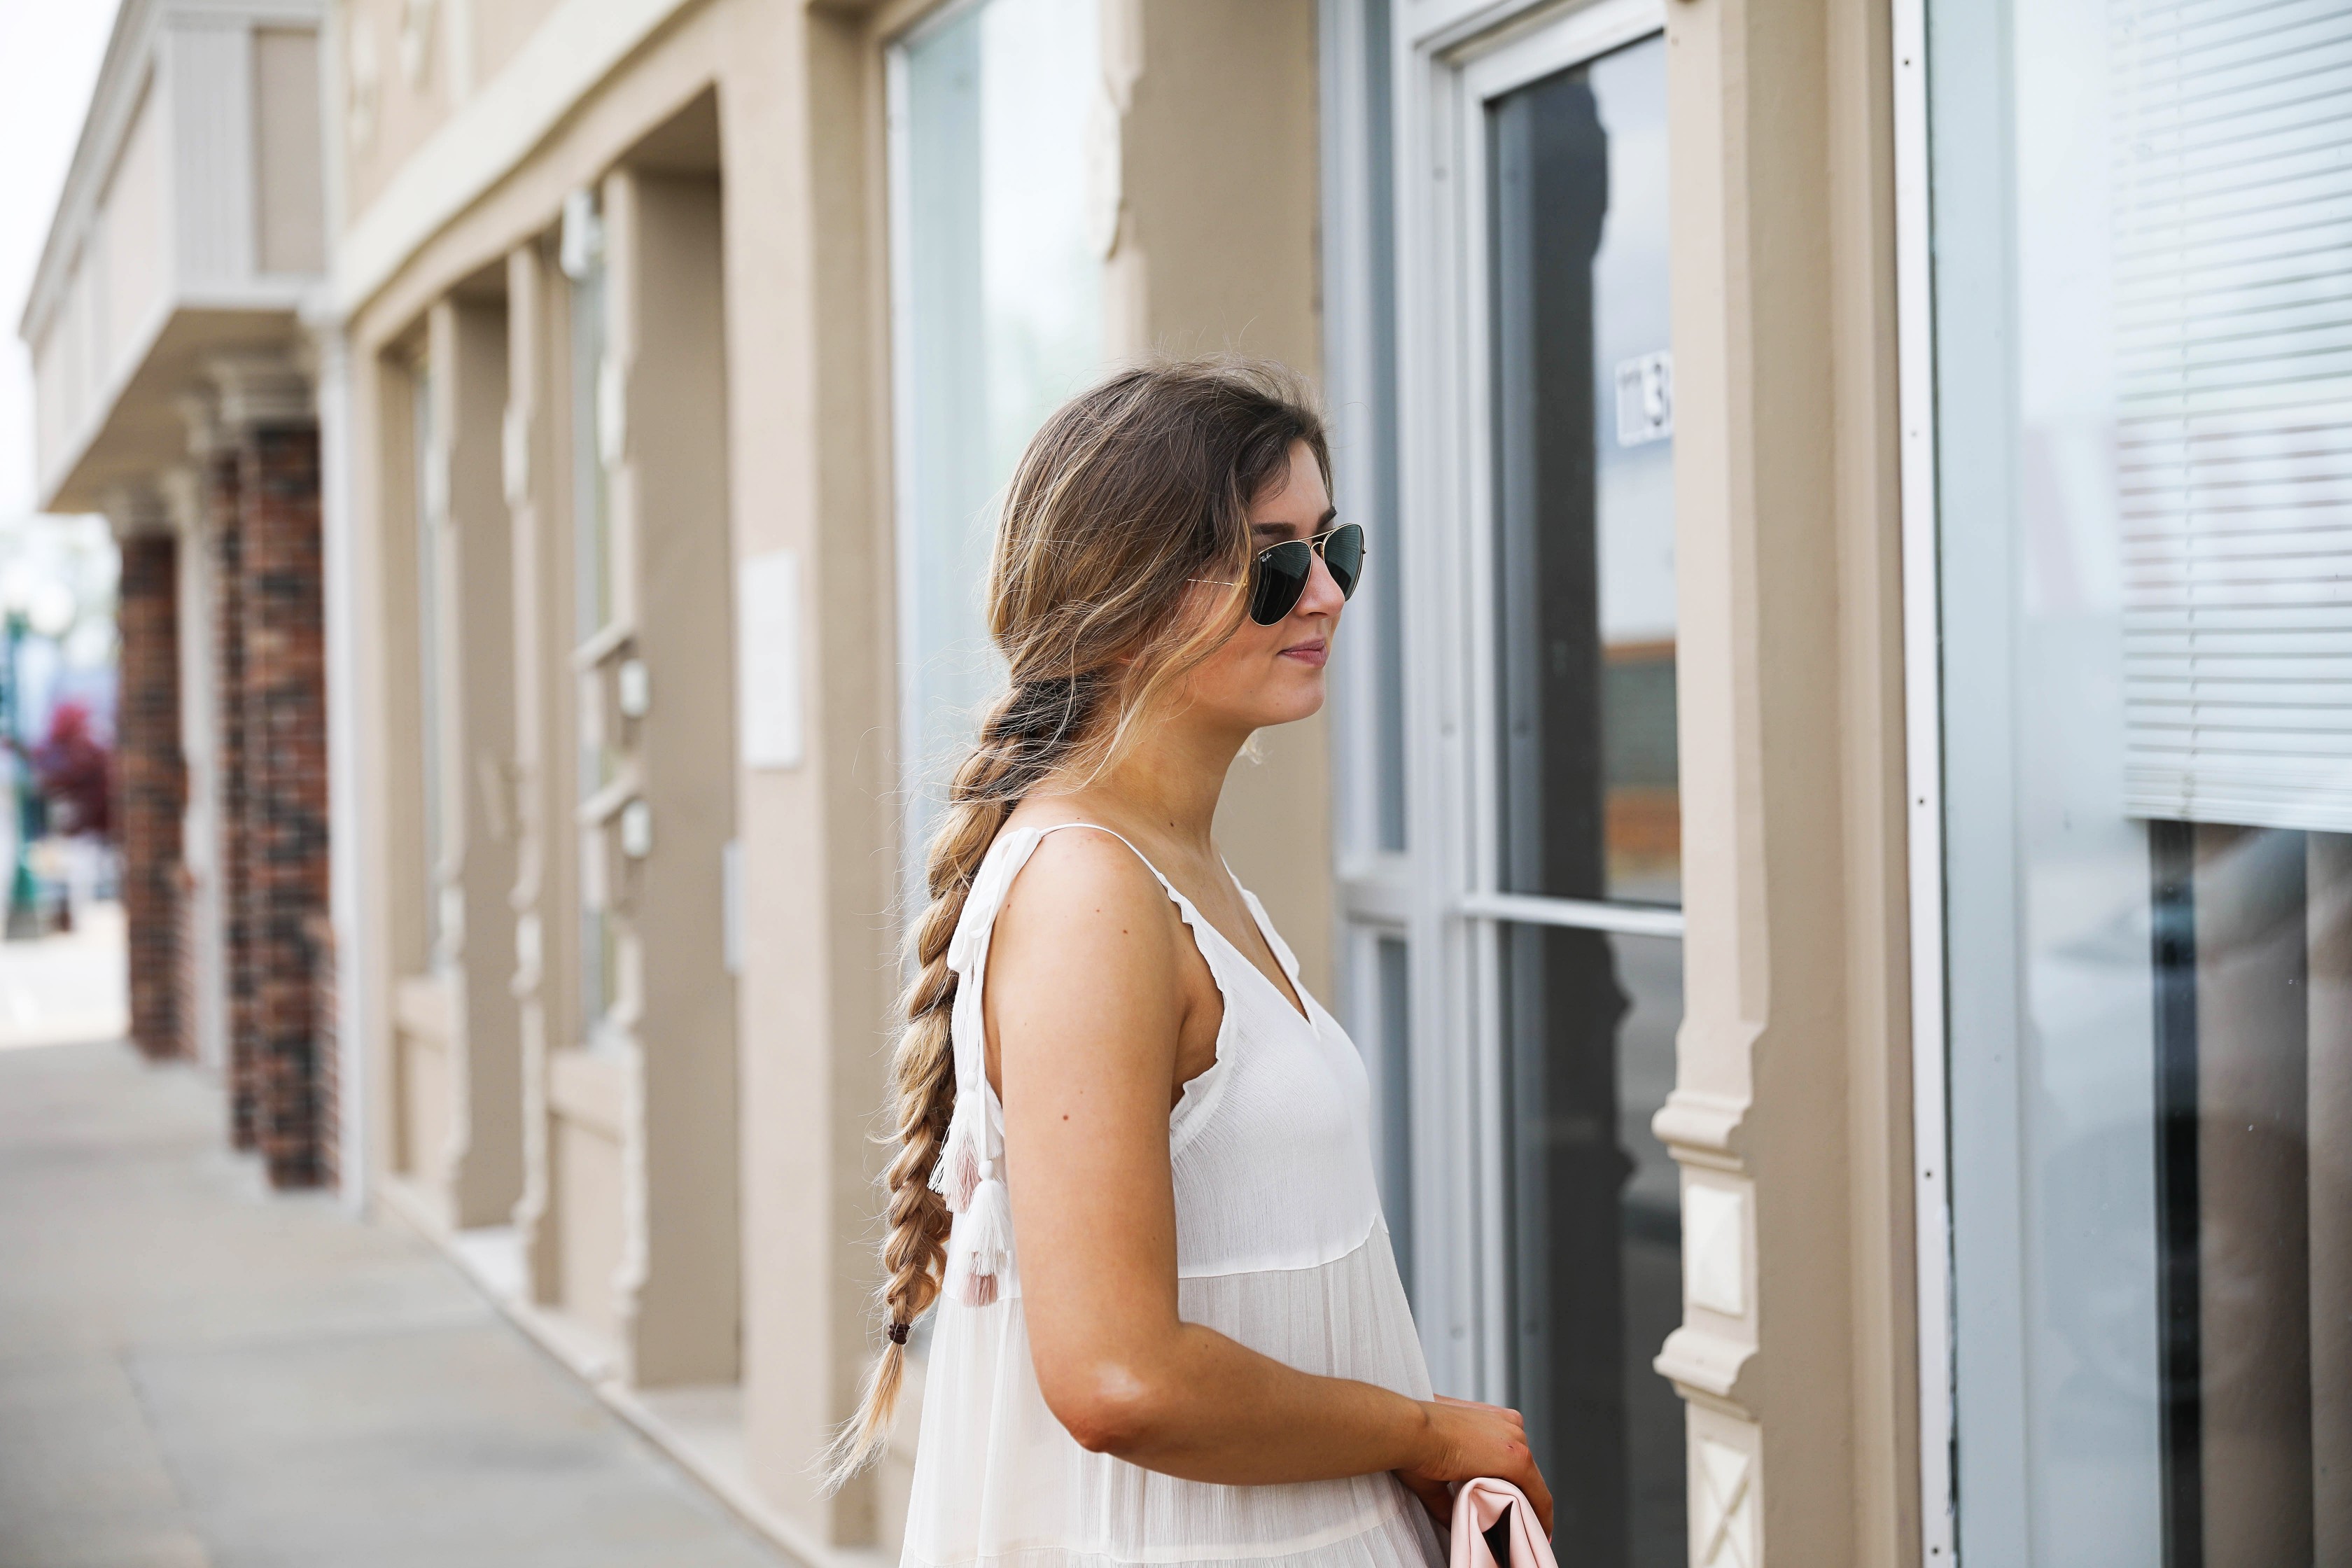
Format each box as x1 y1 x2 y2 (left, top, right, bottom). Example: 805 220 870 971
239 424 331 1189
207 452 256 1147
115 533 185 1060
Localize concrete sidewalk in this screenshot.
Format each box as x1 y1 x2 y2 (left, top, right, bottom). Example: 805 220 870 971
0 1041 796 1568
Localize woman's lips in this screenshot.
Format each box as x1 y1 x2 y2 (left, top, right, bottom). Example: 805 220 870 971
1280 640 1328 668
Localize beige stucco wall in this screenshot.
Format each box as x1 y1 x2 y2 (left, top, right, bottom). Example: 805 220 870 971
342 0 463 218
470 0 570 84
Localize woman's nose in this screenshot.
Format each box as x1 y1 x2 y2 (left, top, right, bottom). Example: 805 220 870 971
1294 551 1346 617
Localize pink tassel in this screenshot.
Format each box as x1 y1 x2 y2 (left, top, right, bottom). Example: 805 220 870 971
949 1166 1013 1306
948 1142 981 1212
930 1116 983 1212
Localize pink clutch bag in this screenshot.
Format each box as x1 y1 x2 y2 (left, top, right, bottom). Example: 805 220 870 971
1448 1478 1556 1568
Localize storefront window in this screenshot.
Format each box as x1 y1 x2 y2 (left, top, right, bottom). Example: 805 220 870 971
568 206 618 1036
1931 1 2352 1560
890 0 1104 874
413 360 444 958
1488 46 1677 911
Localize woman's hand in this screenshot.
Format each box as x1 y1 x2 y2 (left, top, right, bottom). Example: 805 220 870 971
1395 1394 1555 1539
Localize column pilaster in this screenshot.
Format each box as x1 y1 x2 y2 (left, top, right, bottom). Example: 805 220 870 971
109 487 186 1061
210 354 332 1190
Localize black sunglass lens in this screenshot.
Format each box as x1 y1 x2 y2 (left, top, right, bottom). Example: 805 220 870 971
1323 524 1364 600
1250 542 1312 625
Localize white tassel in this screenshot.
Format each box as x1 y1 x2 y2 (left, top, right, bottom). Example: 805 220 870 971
930 1102 983 1212
951 1161 1014 1307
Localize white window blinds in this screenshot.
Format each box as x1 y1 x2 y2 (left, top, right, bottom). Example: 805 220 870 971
2119 0 2352 832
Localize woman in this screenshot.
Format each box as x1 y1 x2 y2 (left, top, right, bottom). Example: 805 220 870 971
830 363 1554 1568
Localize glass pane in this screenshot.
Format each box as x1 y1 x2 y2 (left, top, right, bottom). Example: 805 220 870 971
570 258 610 645
897 0 1103 858
1497 923 1683 1567
570 252 615 1032
413 364 443 956
1373 932 1414 1296
1363 0 1408 854
1487 37 1678 909
1931 0 2352 1558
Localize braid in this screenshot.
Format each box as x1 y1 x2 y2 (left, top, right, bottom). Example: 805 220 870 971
822 673 1105 1488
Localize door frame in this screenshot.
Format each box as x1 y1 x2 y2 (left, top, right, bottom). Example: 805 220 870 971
1379 0 1675 1402
1889 0 1958 1558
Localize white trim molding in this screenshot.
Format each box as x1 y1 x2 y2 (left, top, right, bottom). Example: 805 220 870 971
1891 0 1957 1558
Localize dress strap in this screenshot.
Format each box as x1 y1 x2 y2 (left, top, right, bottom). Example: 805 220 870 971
937 820 1228 1111
927 820 1226 1306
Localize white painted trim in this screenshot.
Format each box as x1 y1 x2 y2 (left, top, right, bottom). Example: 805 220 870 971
35 291 165 510
22 0 161 343
1390 0 1670 1404
22 0 326 344
330 0 695 318
1891 0 1956 1558
1320 0 1385 874
34 276 318 511
311 315 372 1216
1390 0 1480 1399
1457 890 1684 939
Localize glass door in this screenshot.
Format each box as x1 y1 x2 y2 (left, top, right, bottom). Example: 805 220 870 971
1397 5 1684 1563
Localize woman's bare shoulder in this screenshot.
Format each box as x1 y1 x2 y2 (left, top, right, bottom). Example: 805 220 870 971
987 821 1189 1004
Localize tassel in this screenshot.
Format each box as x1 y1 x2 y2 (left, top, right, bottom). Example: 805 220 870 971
951 1162 1014 1306
948 1142 981 1212
930 1109 982 1212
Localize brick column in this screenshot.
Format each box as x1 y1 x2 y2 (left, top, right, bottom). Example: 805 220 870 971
115 527 186 1060
205 448 257 1146
239 419 331 1188
206 355 332 1190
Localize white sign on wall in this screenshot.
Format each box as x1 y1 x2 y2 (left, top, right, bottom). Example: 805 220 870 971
738 549 804 771
1614 349 1674 447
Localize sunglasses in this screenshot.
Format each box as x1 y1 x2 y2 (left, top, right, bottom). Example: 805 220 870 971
1197 524 1367 625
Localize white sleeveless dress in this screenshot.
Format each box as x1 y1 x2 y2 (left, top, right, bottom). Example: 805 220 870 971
901 822 1445 1568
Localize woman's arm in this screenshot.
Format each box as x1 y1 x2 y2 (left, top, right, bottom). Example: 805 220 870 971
986 830 1552 1532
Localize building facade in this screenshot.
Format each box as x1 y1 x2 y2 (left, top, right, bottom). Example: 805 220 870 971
22 0 338 1188
25 0 2349 1564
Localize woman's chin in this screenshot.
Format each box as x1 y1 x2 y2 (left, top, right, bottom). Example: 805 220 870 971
1247 678 1327 730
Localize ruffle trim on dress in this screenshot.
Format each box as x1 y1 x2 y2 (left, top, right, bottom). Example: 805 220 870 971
900 1489 1442 1568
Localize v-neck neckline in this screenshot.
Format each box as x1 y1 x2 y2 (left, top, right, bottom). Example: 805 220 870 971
1189 879 1312 1028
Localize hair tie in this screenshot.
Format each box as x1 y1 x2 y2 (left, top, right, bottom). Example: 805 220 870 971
887 1321 910 1345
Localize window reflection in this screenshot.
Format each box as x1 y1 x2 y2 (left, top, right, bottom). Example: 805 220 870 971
2150 822 2351 1564
1498 925 1683 1568
1483 36 1681 1568
895 0 1103 864
413 364 444 956
1487 39 1677 910
1931 0 2352 1558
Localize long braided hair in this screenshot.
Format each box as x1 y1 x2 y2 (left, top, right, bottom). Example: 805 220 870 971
823 361 1330 1485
